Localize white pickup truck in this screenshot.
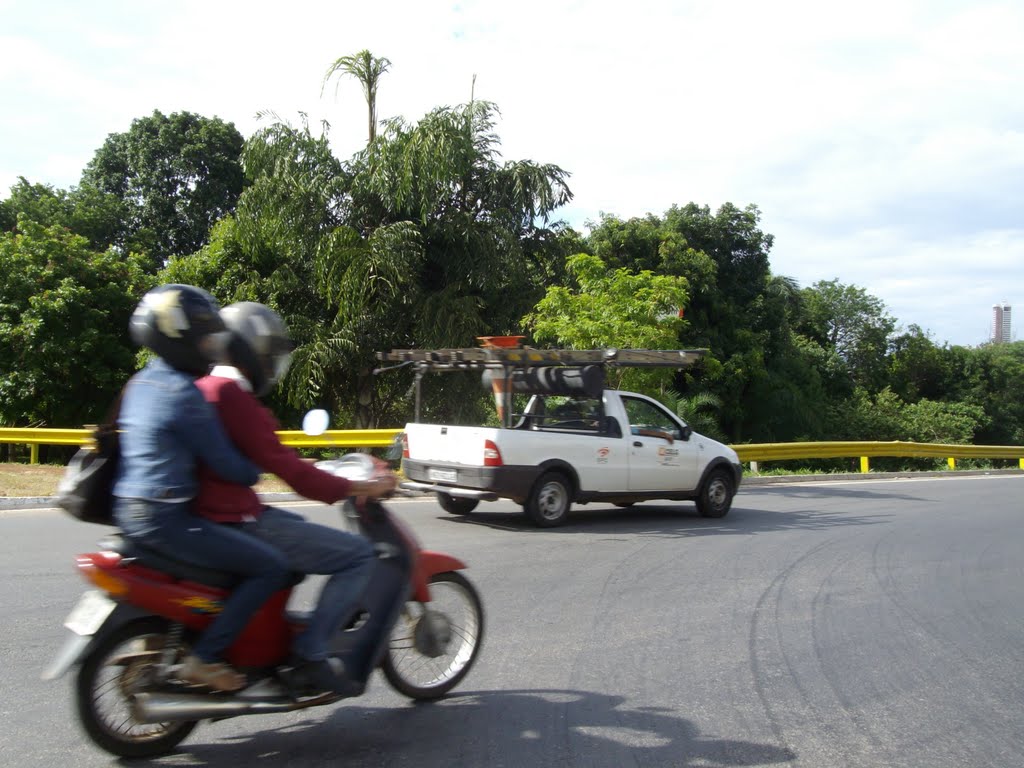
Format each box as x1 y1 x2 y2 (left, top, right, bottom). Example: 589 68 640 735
384 347 742 527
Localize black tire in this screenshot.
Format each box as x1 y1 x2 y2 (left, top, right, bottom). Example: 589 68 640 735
382 571 484 700
76 618 197 759
436 492 479 515
696 468 734 518
524 471 572 527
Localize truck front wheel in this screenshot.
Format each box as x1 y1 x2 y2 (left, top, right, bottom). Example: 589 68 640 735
696 469 734 518
524 472 572 527
436 492 479 515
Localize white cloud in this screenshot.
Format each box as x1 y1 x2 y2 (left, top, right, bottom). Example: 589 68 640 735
2 0 1022 347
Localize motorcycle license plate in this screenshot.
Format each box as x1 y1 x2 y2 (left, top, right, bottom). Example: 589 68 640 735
64 591 115 636
428 468 458 483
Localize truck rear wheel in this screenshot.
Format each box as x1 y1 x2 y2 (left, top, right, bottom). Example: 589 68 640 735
436 492 479 515
524 472 572 527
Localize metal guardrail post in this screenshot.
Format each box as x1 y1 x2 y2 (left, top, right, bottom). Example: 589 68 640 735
948 457 956 470
30 445 39 465
860 456 869 473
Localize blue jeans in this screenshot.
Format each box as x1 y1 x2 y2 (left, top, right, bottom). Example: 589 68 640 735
114 498 291 663
242 507 376 662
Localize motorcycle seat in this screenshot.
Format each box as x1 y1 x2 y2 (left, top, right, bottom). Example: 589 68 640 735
98 534 304 590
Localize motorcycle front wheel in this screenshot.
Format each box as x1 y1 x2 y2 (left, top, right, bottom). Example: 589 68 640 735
76 617 197 758
382 571 484 700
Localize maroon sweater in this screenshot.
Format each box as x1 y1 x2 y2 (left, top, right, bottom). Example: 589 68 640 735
193 375 352 522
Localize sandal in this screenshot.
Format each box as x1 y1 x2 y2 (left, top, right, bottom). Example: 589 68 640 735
178 655 246 692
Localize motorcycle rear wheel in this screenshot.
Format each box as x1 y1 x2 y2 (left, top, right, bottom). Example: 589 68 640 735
76 618 197 758
382 571 484 700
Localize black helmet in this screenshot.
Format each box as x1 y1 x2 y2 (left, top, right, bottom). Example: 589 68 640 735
219 302 295 397
129 284 228 376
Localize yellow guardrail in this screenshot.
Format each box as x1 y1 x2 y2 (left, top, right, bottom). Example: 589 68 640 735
275 429 402 449
0 427 403 464
732 441 1024 472
1 428 1022 471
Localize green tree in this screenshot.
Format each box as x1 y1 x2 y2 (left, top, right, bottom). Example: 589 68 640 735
944 341 1024 445
0 218 150 429
584 203 821 441
80 110 245 269
322 49 392 143
524 252 689 393
167 98 572 428
888 324 952 402
799 279 895 392
661 389 726 441
901 398 986 444
1 177 126 251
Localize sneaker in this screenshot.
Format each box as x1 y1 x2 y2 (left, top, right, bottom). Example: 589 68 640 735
282 655 364 698
178 655 246 692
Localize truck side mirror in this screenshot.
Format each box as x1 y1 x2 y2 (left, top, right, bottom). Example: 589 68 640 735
680 425 693 441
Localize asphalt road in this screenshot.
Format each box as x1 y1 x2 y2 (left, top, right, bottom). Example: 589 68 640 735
3 474 1023 767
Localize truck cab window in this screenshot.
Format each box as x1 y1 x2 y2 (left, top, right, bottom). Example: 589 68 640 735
622 397 684 440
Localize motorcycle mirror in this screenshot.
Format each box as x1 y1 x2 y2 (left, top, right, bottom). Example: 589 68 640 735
302 409 330 436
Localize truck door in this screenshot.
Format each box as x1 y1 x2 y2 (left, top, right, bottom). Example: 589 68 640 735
621 395 700 491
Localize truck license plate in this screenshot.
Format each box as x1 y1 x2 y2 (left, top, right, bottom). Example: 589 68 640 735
64 591 115 636
428 468 458 483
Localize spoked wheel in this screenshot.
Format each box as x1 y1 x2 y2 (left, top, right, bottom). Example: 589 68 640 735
76 618 197 758
382 571 484 700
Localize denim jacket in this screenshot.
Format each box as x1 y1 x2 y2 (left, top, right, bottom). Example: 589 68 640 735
113 358 260 501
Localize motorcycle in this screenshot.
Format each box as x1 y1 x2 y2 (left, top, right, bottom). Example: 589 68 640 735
42 452 484 759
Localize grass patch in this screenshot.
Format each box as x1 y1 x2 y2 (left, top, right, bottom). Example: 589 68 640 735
0 463 293 498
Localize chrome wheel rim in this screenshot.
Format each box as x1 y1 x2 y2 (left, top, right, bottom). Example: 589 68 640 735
88 634 185 745
388 579 481 690
707 478 729 510
538 481 568 520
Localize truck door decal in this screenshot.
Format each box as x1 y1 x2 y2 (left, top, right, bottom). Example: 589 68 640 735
657 445 681 466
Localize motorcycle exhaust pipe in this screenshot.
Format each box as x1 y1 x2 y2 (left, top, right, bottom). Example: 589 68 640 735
131 692 330 723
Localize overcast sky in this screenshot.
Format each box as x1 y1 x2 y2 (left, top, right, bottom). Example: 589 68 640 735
2 0 1021 347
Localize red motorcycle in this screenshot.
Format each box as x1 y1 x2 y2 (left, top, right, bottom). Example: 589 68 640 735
43 454 484 759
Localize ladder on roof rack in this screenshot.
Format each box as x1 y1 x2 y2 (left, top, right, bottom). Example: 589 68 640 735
374 347 708 425
376 347 707 369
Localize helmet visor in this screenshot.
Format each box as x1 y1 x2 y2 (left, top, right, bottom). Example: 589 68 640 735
198 330 232 364
271 349 293 385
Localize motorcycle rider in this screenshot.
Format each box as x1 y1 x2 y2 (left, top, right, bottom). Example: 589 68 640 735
192 301 397 696
113 285 292 693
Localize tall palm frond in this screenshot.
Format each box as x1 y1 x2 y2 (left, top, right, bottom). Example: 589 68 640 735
323 50 392 143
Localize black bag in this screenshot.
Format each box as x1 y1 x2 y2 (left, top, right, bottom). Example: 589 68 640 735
56 389 125 525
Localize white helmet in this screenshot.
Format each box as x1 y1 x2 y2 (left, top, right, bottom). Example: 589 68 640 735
219 302 295 397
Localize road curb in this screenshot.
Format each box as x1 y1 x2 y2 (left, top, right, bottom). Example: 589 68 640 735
740 468 1023 486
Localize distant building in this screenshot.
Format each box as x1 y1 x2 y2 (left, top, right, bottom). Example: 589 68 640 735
991 303 1012 343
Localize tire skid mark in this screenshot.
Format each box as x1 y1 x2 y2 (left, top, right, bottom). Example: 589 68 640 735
808 537 889 762
748 537 841 761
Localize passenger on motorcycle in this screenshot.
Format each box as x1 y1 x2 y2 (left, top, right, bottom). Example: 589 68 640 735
193 301 398 696
112 284 292 693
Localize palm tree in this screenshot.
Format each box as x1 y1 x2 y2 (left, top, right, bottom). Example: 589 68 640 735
322 50 392 143
663 389 726 441
231 74 572 427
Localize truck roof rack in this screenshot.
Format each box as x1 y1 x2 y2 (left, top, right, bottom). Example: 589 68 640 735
376 347 707 370
376 346 708 426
